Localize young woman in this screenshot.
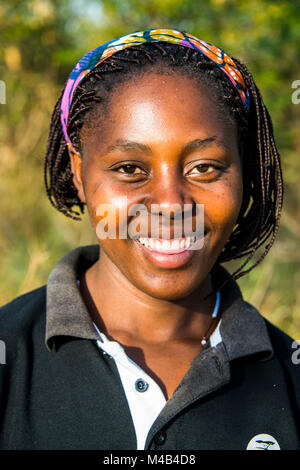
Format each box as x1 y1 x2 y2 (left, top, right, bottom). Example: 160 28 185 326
0 29 299 451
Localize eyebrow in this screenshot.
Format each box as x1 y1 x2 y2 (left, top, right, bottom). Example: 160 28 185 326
104 136 219 158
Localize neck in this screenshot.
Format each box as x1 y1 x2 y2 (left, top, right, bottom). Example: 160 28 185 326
84 251 218 345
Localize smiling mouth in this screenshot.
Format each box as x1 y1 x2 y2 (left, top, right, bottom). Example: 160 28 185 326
133 234 207 269
135 235 202 253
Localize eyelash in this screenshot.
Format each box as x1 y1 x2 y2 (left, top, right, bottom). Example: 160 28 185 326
112 163 224 178
114 164 145 175
186 163 223 175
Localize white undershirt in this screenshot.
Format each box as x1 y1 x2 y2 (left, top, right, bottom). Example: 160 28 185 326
93 320 222 450
77 276 222 449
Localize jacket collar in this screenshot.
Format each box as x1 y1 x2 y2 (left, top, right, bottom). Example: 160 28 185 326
46 245 100 350
45 244 273 362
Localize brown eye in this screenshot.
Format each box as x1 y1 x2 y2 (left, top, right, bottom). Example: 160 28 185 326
189 164 215 174
185 162 226 181
118 164 143 175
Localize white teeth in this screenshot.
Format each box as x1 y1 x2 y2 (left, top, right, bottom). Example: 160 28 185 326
149 238 155 249
171 239 180 250
155 240 161 250
162 240 169 250
137 236 197 251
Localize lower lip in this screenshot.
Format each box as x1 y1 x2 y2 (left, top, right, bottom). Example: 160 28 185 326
134 237 206 269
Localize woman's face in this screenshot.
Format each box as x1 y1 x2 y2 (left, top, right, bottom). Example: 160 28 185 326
70 72 243 300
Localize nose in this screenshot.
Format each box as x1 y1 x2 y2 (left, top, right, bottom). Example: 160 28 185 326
144 168 197 239
146 169 190 216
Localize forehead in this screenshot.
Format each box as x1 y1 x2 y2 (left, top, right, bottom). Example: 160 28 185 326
81 71 238 154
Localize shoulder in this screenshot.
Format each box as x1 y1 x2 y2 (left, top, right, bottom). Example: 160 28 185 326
240 300 300 387
0 285 47 336
265 319 299 361
265 319 300 407
241 299 298 363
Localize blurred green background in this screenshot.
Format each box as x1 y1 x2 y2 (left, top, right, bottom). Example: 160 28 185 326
0 0 299 338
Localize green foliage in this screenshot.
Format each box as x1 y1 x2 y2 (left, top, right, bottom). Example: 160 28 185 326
0 0 299 338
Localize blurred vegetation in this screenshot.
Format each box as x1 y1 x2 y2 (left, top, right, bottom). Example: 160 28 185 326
0 0 299 338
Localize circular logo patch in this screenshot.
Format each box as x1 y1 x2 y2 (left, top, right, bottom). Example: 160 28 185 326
246 434 280 450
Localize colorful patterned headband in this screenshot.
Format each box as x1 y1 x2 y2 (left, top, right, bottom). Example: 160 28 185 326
61 28 250 146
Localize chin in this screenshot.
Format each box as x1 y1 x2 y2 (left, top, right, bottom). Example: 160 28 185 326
137 271 210 301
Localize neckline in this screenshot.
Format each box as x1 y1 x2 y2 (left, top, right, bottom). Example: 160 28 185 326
76 272 222 345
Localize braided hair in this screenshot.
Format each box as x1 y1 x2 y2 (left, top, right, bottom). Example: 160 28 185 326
44 42 283 283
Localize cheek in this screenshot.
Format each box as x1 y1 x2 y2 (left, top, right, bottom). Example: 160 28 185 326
84 178 141 239
204 177 243 234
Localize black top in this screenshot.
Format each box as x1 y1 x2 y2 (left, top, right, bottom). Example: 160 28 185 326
0 244 299 450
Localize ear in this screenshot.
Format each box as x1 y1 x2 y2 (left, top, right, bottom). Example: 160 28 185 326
68 145 86 203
